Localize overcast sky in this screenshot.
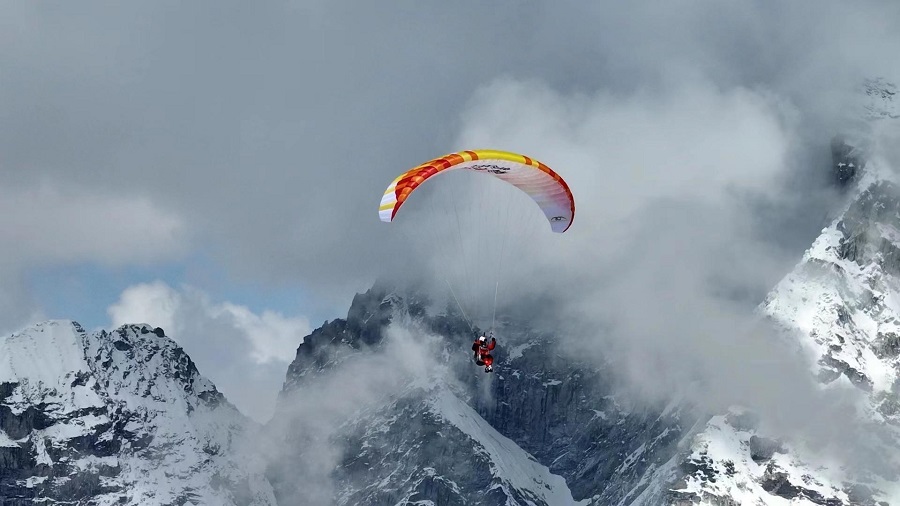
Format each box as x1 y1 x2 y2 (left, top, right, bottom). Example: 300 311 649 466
2 1 900 421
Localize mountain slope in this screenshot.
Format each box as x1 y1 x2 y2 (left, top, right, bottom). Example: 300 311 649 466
0 320 275 505
267 289 591 505
667 88 900 505
266 287 702 506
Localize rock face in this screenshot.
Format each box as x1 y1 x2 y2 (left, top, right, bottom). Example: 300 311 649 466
667 145 900 503
266 286 698 506
264 83 900 506
0 321 275 505
479 334 696 505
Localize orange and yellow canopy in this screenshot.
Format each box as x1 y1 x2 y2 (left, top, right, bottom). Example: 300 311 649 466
379 149 574 233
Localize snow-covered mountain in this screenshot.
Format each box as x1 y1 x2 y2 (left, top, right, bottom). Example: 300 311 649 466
262 286 703 506
667 186 900 505
666 83 900 506
0 321 275 505
5 82 900 506
262 80 900 506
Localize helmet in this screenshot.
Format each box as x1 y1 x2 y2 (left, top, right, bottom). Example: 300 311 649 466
479 335 487 343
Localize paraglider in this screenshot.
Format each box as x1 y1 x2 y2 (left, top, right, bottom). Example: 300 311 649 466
379 149 574 373
379 149 574 233
472 332 496 373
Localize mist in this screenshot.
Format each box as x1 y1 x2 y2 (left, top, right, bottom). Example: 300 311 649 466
262 324 458 505
106 281 310 421
3 0 900 499
429 22 900 478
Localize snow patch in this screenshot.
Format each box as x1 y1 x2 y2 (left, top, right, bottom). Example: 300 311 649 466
428 388 588 505
506 341 537 361
0 429 18 447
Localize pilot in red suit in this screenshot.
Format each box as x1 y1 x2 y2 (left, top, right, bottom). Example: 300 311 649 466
472 333 496 373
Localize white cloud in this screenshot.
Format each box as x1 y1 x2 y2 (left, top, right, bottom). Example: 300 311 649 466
2 0 898 462
0 181 186 267
445 71 863 442
107 280 179 333
0 267 44 337
212 303 310 364
107 281 311 421
395 75 809 325
265 323 450 505
456 77 794 223
3 0 898 322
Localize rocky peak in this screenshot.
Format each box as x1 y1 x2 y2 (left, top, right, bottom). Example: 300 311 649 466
280 282 465 394
831 136 863 188
88 323 224 408
267 283 697 505
837 180 900 278
280 286 394 393
0 320 275 505
670 122 900 505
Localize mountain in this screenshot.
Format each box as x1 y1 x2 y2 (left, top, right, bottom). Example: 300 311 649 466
0 320 275 505
261 80 900 506
5 82 899 506
263 285 704 506
665 83 900 506
666 169 900 505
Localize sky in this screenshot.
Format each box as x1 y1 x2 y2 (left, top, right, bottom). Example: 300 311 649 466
2 0 900 424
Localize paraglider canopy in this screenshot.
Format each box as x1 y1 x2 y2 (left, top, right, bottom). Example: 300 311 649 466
377 148 575 338
379 149 575 233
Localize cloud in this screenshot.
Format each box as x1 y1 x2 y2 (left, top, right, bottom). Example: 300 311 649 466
107 281 310 421
439 39 900 477
264 324 449 506
2 0 899 318
2 0 900 479
0 267 44 337
0 181 185 333
413 74 809 320
458 77 794 219
0 181 186 267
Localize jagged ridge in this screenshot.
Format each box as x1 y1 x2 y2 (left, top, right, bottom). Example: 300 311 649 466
0 320 275 505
